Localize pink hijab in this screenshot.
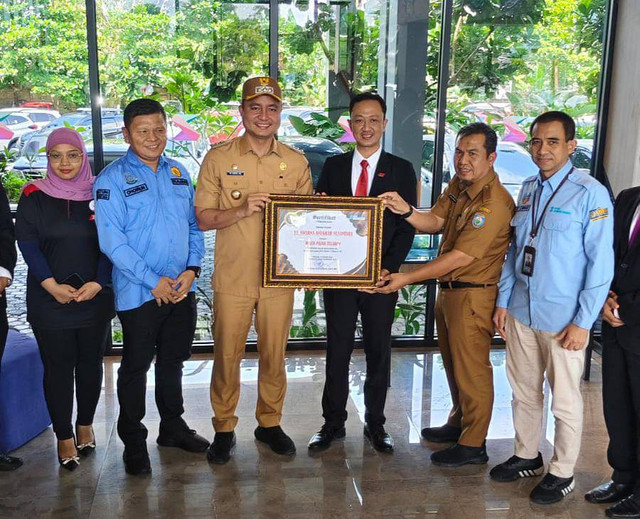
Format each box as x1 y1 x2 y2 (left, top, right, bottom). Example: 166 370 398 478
27 127 94 201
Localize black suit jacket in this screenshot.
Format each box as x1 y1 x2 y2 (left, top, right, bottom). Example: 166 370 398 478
316 150 417 273
606 187 640 345
0 184 16 312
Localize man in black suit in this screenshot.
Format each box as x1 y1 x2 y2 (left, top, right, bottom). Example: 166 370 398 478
308 92 417 452
585 187 640 518
0 183 21 471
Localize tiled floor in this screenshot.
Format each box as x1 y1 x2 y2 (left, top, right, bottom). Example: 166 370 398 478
0 350 612 518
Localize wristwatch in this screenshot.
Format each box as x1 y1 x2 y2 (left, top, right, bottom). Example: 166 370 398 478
186 266 201 278
400 206 414 219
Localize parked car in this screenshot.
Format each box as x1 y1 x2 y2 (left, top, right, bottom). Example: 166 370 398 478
0 108 60 150
12 126 206 180
420 135 539 205
572 139 593 170
278 136 343 186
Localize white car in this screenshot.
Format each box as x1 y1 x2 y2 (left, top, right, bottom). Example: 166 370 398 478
0 108 60 151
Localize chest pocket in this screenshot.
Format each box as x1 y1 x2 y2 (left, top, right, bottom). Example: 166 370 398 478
170 180 192 203
455 206 475 231
541 216 571 232
273 176 296 194
221 174 249 190
123 184 153 210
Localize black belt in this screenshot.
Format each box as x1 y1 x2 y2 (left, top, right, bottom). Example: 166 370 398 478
438 281 495 289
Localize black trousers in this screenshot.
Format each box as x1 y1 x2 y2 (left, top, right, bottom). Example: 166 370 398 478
0 303 7 371
32 321 110 440
116 293 196 447
322 289 398 428
602 323 640 492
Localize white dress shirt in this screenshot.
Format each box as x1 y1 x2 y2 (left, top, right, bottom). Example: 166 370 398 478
351 146 382 196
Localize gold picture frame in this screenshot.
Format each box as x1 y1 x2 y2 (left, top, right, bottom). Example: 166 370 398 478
263 195 384 288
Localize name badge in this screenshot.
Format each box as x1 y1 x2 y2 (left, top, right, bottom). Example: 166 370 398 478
171 178 189 186
124 184 149 197
522 245 536 276
226 170 244 176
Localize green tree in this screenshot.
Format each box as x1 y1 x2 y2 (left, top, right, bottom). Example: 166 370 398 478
0 0 89 107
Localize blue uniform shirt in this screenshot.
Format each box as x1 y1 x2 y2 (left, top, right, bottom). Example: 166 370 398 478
93 149 205 311
497 160 614 333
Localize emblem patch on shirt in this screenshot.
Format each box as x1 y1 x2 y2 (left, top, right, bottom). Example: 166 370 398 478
478 206 491 214
124 184 149 197
279 162 287 171
589 207 609 221
171 167 181 177
96 189 110 200
471 212 487 229
521 194 532 205
125 174 138 185
171 178 189 186
226 170 244 176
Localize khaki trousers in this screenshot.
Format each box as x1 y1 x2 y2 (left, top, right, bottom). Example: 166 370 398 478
506 315 587 478
210 290 294 432
435 286 497 447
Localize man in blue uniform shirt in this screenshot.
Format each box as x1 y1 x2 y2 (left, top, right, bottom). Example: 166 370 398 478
491 111 614 504
94 99 208 475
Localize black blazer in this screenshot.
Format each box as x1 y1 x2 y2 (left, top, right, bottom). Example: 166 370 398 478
316 150 417 273
606 187 640 344
0 184 16 311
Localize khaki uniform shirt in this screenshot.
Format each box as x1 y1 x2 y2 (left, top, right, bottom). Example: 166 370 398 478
195 135 313 298
430 170 515 284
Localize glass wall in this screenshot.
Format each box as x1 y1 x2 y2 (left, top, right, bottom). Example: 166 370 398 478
1 0 611 346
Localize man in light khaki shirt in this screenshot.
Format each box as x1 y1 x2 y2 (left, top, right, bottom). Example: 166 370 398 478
195 77 312 464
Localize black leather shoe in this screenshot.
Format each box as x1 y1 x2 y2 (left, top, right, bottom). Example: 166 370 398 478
421 424 462 443
157 428 210 453
431 443 488 467
123 444 151 475
255 426 296 455
207 432 236 465
586 481 634 504
0 453 23 471
606 496 640 518
363 424 394 453
308 424 346 451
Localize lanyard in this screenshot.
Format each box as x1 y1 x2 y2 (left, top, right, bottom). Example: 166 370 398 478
529 167 573 243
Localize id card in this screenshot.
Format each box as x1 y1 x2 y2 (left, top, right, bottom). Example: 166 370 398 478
522 245 536 276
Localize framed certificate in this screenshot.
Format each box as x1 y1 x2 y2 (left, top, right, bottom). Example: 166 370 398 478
263 195 384 288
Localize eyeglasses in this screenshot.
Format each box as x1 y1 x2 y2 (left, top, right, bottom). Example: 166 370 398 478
48 152 83 163
133 128 167 139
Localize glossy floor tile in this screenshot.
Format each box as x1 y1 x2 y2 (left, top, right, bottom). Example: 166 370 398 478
0 350 612 518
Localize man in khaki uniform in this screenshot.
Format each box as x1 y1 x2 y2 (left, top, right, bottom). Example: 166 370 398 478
376 122 514 466
195 77 313 464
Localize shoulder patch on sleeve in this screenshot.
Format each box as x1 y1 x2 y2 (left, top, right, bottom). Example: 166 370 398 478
96 189 110 200
22 183 40 197
471 212 487 228
589 207 609 221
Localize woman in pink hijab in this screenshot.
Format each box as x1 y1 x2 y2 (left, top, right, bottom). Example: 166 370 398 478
15 128 115 471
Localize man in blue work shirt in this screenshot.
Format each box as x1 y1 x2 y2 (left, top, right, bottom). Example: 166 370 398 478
94 99 208 476
490 111 614 504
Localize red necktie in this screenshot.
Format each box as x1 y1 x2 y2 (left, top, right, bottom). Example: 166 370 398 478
355 159 369 197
